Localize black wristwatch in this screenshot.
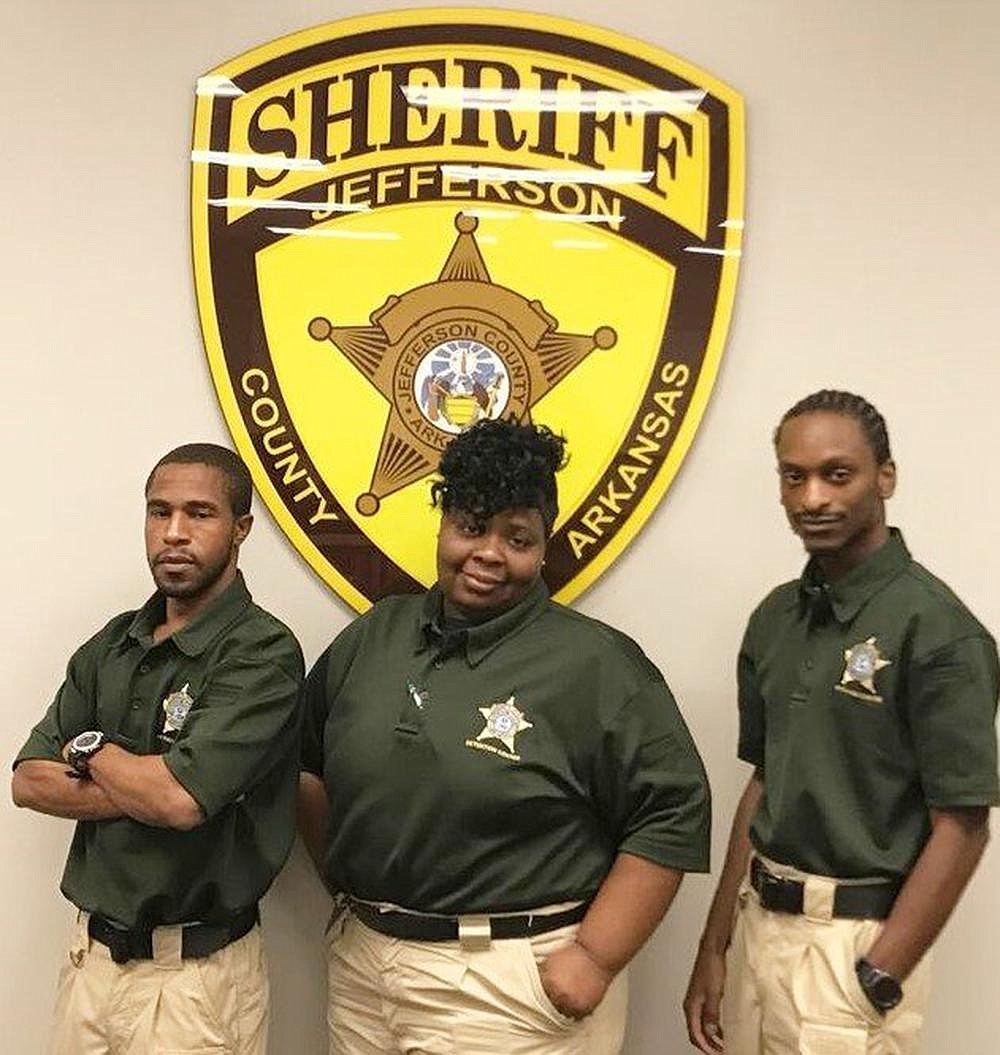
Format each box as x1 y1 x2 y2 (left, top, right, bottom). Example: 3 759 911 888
855 957 903 1015
66 730 105 776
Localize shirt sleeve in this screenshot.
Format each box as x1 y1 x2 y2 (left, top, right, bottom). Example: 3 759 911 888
13 634 105 767
907 633 1000 808
737 616 765 767
592 677 711 873
162 625 305 819
300 614 369 777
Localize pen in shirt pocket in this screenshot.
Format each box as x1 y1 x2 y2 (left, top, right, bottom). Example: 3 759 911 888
395 681 429 736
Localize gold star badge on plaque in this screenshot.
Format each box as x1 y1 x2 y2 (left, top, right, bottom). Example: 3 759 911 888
839 637 891 700
308 214 616 516
476 695 533 753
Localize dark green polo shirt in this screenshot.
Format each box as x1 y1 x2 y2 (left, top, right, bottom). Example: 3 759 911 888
15 573 304 927
739 530 999 880
301 580 710 914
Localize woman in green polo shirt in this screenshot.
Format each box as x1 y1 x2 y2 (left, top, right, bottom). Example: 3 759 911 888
298 418 710 1054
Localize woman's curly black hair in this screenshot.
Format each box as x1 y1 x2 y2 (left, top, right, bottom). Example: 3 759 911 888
431 419 568 534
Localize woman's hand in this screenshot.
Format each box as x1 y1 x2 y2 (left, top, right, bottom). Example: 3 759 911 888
539 940 614 1019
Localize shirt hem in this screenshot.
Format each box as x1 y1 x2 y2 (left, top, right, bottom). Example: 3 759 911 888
12 749 63 770
925 792 1000 809
161 753 223 820
618 840 710 874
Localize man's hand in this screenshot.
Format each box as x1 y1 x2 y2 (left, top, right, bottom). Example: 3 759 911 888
683 944 726 1052
684 771 763 1052
539 940 614 1019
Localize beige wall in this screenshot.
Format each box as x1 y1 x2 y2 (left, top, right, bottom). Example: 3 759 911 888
3 1 998 1051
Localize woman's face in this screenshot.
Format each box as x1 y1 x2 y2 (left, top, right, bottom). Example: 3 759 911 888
436 506 547 617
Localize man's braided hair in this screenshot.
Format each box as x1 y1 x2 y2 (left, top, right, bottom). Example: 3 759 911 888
431 419 567 534
774 390 892 465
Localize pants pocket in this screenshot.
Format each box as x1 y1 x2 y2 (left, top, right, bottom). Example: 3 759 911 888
794 921 883 1033
841 956 886 1032
233 948 269 1053
191 957 237 1042
517 940 578 1030
191 931 270 1054
799 1021 869 1055
49 952 95 1055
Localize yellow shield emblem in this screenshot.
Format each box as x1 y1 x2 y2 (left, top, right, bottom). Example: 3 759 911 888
192 10 745 611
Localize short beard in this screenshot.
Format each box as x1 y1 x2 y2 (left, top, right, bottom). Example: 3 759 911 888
151 554 230 601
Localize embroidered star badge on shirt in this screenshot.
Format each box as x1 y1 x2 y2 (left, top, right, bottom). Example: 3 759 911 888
476 695 533 753
161 682 194 738
838 637 891 701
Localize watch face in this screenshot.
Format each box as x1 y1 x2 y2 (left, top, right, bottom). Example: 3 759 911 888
72 731 101 752
858 959 902 1011
871 975 903 1005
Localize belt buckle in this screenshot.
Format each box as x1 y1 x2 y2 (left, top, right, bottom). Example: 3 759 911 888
457 914 491 952
755 864 798 912
755 864 781 897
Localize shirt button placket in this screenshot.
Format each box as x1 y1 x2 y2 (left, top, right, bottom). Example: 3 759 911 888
128 655 157 742
793 654 819 703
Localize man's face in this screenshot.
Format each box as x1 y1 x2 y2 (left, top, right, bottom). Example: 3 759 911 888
436 507 546 618
776 411 896 568
145 463 251 601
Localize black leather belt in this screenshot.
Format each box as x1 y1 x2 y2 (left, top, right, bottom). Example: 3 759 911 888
750 858 899 920
88 904 259 964
349 899 588 942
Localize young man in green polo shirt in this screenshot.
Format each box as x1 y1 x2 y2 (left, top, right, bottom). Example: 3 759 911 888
684 391 998 1054
11 444 303 1055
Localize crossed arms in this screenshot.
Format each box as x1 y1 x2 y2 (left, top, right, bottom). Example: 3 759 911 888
13 748 202 829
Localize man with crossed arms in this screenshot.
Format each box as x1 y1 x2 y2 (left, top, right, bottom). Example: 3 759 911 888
12 444 303 1054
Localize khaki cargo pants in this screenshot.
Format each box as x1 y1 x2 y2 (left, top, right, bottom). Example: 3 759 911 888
722 856 931 1055
48 913 268 1054
325 910 628 1053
